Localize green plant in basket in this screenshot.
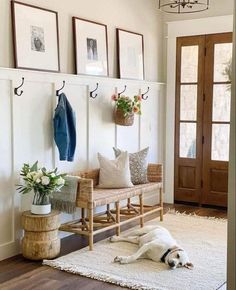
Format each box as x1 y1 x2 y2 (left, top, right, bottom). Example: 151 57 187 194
112 94 142 117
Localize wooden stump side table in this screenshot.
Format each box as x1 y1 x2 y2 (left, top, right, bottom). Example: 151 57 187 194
21 210 61 260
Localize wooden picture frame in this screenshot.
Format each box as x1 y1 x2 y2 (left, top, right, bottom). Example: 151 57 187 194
11 1 60 72
73 17 109 77
117 28 144 80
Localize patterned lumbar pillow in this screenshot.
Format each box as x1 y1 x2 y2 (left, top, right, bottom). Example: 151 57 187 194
97 151 133 188
113 147 149 185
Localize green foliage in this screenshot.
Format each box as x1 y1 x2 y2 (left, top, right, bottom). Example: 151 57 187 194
16 161 67 205
112 94 142 117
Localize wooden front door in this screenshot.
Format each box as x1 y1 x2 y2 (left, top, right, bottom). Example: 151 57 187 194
174 33 232 207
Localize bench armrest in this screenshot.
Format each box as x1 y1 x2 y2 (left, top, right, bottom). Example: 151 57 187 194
79 169 100 187
147 163 163 183
76 178 93 208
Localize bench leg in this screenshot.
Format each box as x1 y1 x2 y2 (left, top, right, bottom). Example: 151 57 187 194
115 201 120 236
139 194 144 228
160 187 163 221
106 204 110 221
81 208 85 219
88 206 93 250
81 208 88 231
127 198 131 209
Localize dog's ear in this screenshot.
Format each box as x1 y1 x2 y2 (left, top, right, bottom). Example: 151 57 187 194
184 262 194 270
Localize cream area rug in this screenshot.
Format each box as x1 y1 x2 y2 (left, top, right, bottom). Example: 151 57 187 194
43 212 227 290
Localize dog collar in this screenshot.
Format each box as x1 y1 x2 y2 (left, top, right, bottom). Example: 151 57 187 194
160 249 172 263
160 247 184 263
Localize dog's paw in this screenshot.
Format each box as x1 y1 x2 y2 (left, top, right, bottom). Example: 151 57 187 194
114 256 129 264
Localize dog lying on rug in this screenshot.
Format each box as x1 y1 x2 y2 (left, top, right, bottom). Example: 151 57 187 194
110 225 193 270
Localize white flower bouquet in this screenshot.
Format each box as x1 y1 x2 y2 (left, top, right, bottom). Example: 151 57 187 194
17 161 66 205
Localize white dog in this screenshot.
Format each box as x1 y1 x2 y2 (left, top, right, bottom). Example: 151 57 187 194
109 225 193 270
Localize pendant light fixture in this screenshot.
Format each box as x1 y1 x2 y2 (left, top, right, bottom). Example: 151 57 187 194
158 0 210 14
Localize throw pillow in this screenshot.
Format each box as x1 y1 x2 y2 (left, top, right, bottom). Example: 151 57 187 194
97 151 133 188
113 147 149 185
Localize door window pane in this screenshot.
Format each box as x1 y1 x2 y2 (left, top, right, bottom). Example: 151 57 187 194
211 124 230 161
179 123 196 158
180 85 197 121
212 84 231 122
214 43 233 82
181 46 198 83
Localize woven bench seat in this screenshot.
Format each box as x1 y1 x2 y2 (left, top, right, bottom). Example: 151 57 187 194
92 182 161 207
59 163 163 251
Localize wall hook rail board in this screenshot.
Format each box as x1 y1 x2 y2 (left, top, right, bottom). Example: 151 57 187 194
118 85 127 97
56 80 66 96
89 83 99 98
14 77 25 96
141 87 150 100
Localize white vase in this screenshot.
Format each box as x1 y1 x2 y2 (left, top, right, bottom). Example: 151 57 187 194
31 204 51 215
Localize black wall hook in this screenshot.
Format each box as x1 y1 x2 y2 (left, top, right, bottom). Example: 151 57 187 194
90 83 99 98
118 85 127 97
56 80 65 96
14 77 25 96
141 87 150 100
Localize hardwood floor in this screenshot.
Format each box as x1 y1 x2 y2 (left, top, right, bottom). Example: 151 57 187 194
0 204 227 290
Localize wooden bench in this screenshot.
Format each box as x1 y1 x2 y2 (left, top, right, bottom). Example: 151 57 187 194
59 163 163 250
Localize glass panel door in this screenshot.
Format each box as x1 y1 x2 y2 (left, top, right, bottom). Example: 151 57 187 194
202 33 232 207
211 43 232 162
179 46 199 159
175 33 233 207
174 36 205 204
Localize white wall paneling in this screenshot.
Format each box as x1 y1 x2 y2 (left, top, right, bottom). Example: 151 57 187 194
140 86 164 163
88 83 116 168
116 85 141 153
0 79 17 260
0 67 165 260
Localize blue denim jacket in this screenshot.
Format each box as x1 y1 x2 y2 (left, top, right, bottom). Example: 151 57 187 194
53 93 76 161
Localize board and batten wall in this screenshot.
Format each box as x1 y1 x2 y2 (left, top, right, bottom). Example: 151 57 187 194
0 0 164 82
0 67 165 260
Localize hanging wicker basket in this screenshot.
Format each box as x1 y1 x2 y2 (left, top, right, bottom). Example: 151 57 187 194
114 108 134 126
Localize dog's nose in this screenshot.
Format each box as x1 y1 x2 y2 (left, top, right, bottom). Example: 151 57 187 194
168 261 175 268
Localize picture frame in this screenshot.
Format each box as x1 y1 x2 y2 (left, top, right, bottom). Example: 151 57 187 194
117 28 144 80
11 1 60 72
73 17 109 77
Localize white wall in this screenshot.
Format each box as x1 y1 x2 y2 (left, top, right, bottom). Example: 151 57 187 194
0 68 165 260
0 0 164 82
227 4 236 289
164 15 234 203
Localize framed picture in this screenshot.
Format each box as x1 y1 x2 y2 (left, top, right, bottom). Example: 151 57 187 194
73 17 109 76
11 1 60 72
117 29 144 80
